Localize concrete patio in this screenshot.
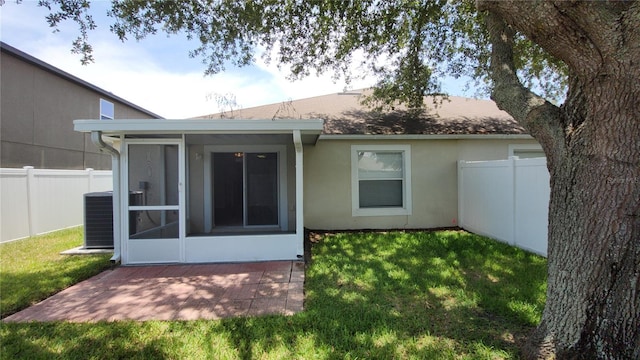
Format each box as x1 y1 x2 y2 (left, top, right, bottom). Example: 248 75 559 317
3 261 304 323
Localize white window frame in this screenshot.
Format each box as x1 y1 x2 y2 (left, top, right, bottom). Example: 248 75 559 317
508 144 545 159
100 98 114 120
351 144 412 217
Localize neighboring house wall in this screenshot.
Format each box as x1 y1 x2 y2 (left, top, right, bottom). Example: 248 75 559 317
303 137 540 230
0 43 161 170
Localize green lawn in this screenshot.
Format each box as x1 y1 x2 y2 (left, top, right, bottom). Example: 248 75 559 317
0 227 112 318
0 230 547 359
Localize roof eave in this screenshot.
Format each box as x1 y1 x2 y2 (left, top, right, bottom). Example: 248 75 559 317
318 133 534 140
74 118 325 136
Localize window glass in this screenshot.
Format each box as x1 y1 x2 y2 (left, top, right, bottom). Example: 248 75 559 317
357 151 404 208
359 179 403 208
513 150 545 159
358 152 403 179
246 153 278 225
212 152 279 227
100 99 114 120
352 145 411 216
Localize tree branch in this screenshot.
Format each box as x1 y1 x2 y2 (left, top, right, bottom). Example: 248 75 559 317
477 0 626 79
484 11 566 164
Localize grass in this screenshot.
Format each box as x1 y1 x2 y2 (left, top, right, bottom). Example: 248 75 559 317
0 229 547 359
0 227 112 318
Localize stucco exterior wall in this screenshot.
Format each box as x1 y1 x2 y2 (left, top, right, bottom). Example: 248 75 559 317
1 48 158 170
303 137 540 230
457 138 541 161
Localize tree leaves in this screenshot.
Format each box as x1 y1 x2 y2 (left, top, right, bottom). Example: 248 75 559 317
37 0 96 64
30 0 567 107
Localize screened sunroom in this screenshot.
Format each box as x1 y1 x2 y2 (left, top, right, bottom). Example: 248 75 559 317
74 119 323 265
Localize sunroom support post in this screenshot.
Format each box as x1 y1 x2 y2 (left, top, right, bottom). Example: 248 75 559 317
91 131 121 263
293 130 304 258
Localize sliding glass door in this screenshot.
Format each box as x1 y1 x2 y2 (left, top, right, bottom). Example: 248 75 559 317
212 152 278 227
204 145 287 232
245 152 278 225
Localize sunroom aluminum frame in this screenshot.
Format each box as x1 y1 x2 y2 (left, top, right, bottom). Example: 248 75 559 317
75 118 324 264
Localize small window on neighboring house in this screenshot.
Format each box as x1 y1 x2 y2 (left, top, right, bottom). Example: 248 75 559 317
351 145 412 216
100 99 114 120
508 144 545 159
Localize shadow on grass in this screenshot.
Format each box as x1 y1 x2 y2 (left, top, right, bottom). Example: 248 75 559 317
285 230 546 357
0 231 547 359
214 230 547 359
0 254 112 318
1 322 182 360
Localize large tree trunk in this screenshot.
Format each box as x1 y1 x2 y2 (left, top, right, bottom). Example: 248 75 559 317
480 3 640 358
534 78 640 358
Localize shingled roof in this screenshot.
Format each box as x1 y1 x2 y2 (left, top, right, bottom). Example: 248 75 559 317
196 89 527 136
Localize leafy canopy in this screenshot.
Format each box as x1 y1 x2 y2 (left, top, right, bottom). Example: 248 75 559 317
34 0 566 108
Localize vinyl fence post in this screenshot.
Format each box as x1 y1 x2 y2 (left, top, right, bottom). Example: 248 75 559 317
457 160 465 229
23 166 37 237
86 168 94 193
509 156 518 247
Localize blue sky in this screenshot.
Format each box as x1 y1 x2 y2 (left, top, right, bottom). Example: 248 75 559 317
1 1 473 118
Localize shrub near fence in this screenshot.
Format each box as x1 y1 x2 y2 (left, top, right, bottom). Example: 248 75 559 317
0 167 112 242
457 157 549 256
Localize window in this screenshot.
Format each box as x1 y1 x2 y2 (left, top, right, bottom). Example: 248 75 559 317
508 144 545 159
351 145 412 216
100 99 114 120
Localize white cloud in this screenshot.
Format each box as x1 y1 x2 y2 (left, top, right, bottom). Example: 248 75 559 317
251 46 375 102
2 1 378 118
2 2 473 119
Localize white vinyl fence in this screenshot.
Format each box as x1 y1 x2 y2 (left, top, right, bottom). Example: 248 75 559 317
1 167 112 242
458 157 549 256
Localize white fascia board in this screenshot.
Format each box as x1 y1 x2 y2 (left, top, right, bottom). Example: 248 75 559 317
319 134 535 140
74 119 324 135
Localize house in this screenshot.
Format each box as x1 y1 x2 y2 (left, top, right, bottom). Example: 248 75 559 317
1 42 162 170
73 90 543 265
